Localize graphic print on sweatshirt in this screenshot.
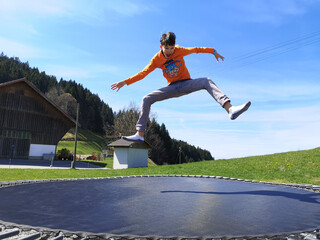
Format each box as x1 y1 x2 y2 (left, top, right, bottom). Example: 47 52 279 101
163 59 181 78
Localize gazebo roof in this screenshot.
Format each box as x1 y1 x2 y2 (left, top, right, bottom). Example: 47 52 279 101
108 138 151 149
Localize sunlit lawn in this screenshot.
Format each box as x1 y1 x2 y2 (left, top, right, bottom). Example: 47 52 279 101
0 147 319 185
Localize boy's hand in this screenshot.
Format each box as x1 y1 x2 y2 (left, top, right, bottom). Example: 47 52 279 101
111 80 126 92
214 52 224 62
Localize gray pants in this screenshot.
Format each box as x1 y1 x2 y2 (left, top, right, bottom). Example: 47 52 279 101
136 77 230 132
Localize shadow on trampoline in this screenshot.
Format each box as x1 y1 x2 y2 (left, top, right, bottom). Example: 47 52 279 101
161 189 320 203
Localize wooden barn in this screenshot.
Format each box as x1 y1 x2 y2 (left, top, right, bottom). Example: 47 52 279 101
0 78 76 159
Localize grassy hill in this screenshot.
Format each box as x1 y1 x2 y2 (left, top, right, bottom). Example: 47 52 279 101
56 128 110 155
0 147 319 185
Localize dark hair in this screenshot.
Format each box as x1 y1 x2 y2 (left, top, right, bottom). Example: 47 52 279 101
160 32 176 46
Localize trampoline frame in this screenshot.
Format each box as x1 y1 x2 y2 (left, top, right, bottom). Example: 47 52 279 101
0 175 320 240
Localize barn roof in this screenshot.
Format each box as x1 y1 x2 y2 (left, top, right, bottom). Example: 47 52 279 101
0 77 76 125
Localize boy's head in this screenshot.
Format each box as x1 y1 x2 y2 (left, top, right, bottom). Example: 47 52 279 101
160 32 176 58
160 32 176 46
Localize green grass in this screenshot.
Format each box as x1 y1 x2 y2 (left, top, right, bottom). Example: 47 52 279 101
56 128 110 154
57 141 103 155
81 158 156 169
0 147 319 185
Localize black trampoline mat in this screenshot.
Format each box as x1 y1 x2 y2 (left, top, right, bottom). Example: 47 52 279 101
0 176 320 238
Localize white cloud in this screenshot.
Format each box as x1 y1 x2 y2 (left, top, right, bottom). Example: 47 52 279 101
44 63 119 80
68 0 154 27
246 105 320 123
154 104 320 159
0 0 153 30
104 0 151 17
0 37 40 59
226 0 313 24
183 126 318 160
0 0 70 17
170 120 320 160
155 104 320 132
0 0 71 36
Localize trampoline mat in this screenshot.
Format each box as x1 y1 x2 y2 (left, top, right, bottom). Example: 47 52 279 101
0 176 320 238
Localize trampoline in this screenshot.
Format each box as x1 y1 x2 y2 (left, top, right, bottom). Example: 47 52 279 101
0 175 320 239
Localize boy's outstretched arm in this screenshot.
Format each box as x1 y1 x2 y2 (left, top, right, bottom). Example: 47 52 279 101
214 51 224 62
111 80 126 92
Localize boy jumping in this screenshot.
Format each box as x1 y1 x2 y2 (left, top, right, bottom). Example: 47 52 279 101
111 32 251 141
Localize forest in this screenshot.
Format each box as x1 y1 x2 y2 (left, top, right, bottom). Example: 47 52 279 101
0 53 214 164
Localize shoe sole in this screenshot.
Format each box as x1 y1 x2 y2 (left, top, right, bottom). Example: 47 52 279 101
231 101 251 120
122 136 145 142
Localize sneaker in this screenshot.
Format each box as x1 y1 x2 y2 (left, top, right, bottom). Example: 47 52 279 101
122 133 144 142
229 101 251 120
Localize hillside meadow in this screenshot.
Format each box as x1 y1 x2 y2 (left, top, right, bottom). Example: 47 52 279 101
0 147 319 185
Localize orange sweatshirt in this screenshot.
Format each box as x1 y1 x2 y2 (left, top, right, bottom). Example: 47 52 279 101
125 45 215 85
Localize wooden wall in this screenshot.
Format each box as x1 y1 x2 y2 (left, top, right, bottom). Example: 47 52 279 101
0 81 75 158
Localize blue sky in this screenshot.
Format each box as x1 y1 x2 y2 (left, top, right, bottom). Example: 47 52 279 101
1 0 320 159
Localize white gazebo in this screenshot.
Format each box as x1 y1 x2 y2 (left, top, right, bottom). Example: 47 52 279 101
108 138 151 169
